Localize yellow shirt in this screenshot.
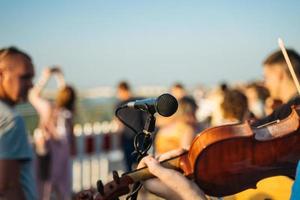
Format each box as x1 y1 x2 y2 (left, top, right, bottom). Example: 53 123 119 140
155 121 194 155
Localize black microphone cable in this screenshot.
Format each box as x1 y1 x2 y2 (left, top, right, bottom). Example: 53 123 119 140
115 106 154 200
115 107 153 158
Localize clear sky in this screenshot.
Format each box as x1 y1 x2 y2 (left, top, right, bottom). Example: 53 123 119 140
1 0 300 89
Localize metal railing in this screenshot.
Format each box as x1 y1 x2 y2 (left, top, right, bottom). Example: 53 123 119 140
72 121 124 192
34 121 125 193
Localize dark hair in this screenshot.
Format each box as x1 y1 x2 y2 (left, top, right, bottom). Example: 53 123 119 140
263 49 300 80
56 85 77 112
246 82 270 101
178 96 198 115
220 82 228 92
172 82 185 89
117 81 131 91
221 89 248 121
0 46 32 62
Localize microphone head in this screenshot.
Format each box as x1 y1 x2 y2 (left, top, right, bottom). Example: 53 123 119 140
156 93 178 117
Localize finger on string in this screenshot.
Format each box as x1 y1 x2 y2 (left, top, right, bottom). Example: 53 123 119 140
137 155 154 169
157 148 187 162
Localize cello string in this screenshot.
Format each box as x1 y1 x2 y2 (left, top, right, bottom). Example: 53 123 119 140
278 38 300 95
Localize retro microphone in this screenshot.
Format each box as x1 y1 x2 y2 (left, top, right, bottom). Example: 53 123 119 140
121 93 178 117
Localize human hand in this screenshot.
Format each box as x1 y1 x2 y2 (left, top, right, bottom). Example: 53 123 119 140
33 128 48 155
50 66 62 74
137 149 183 200
138 149 207 200
41 67 52 78
41 66 62 77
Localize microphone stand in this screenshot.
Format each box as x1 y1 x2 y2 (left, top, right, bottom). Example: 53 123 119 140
143 113 156 135
126 113 156 200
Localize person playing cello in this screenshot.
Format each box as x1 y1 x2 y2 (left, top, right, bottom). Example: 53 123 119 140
138 48 300 200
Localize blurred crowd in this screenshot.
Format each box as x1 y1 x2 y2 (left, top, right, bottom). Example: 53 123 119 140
1 46 300 200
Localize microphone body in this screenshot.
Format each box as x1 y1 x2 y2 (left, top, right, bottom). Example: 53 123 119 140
123 93 178 117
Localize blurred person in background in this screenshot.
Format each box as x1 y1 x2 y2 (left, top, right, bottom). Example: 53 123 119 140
204 85 227 126
244 82 270 119
0 47 37 200
155 96 202 155
29 67 76 200
170 82 187 100
156 82 188 129
220 82 229 93
220 89 251 124
114 81 146 171
264 97 283 116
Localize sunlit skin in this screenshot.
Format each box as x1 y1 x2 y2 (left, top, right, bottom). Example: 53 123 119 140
171 87 186 100
263 64 297 103
0 54 34 106
138 149 207 200
117 87 132 101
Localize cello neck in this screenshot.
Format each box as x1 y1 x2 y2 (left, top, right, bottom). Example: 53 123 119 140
89 152 190 200
124 151 189 182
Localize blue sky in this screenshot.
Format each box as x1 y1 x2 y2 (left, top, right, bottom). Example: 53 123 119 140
1 1 300 89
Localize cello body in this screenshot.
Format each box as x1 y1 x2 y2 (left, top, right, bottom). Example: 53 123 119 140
185 106 300 197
